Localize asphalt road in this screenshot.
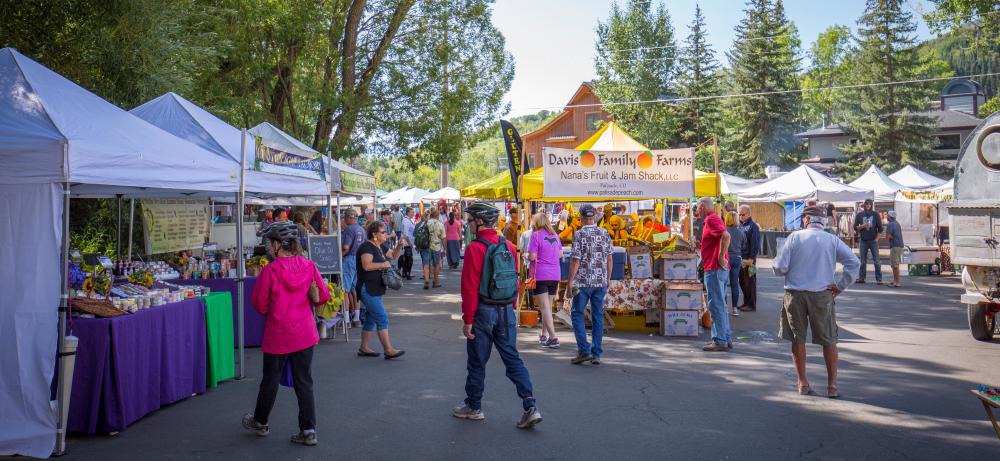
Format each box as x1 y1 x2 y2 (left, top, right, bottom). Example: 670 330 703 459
53 260 1000 460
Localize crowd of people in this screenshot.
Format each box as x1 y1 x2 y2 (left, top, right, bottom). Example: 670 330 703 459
240 196 893 445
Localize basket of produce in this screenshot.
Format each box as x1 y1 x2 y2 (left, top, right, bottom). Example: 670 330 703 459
71 297 126 318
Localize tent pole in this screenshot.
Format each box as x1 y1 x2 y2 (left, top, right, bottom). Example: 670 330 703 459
54 182 71 456
116 194 122 259
236 128 248 378
127 198 135 262
337 192 347 341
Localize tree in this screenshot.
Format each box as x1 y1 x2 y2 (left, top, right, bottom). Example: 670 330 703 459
676 4 722 148
593 0 681 149
922 29 1000 98
801 25 853 128
722 0 804 177
925 0 1000 48
836 0 952 178
981 95 1000 116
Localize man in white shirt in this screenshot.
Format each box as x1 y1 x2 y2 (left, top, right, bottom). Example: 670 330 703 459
773 206 860 399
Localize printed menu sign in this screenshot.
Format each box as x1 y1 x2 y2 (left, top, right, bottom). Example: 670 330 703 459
141 199 210 255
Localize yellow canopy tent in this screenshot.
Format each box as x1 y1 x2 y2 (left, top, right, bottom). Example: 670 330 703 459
462 122 720 200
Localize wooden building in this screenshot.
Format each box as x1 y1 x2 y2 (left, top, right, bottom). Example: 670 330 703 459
522 82 610 169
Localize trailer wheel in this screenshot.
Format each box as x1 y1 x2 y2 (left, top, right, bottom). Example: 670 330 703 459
968 303 996 341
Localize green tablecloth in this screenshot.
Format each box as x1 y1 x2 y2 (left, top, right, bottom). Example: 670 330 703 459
203 292 235 387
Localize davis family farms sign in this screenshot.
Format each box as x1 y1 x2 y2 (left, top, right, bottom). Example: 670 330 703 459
542 147 694 198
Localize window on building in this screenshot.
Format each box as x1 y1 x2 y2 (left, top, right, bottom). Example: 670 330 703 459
528 154 537 170
585 112 602 131
935 134 961 150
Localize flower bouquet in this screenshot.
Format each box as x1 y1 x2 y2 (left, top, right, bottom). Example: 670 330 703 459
128 269 155 288
246 256 269 276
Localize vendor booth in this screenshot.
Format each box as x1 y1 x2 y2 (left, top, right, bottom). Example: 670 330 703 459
0 48 248 456
381 186 431 205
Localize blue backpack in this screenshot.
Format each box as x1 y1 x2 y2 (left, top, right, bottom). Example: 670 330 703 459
476 236 518 305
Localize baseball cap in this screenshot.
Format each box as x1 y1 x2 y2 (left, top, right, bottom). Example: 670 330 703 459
864 198 874 206
341 208 358 218
579 204 597 218
803 205 827 217
887 210 897 218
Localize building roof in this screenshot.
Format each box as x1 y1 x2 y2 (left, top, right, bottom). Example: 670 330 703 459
523 82 599 142
795 109 982 138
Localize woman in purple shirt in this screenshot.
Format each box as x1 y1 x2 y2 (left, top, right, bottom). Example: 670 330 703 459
528 212 562 348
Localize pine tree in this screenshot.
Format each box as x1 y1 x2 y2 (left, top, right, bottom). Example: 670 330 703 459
837 0 942 178
593 0 680 149
676 4 722 148
722 0 803 178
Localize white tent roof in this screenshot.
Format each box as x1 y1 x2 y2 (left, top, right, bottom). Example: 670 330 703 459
249 121 318 158
0 48 238 195
888 165 947 189
720 173 756 194
422 187 461 201
380 186 430 205
848 165 909 201
131 93 330 198
737 165 874 203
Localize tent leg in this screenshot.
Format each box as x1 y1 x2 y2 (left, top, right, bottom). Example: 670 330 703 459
127 198 135 262
54 183 73 456
337 192 348 342
236 129 248 379
116 194 122 259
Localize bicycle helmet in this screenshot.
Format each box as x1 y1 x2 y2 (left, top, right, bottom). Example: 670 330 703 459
260 221 299 242
465 202 500 226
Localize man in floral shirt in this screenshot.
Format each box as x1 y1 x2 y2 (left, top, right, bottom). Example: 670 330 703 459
564 204 614 365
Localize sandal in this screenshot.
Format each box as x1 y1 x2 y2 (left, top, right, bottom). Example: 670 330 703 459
357 350 380 357
384 350 406 360
827 386 839 399
798 384 813 395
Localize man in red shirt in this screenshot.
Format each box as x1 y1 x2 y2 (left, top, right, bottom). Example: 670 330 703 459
699 196 732 352
452 202 542 429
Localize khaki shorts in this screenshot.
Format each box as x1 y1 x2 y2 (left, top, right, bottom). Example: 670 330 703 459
890 247 903 268
779 290 838 346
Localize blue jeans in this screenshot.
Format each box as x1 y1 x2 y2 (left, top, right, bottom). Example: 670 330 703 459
358 283 389 331
725 255 742 308
464 303 535 411
858 239 881 282
570 287 607 357
704 269 730 345
342 257 358 293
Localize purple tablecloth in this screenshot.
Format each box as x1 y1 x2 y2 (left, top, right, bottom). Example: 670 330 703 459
174 277 264 347
66 298 207 434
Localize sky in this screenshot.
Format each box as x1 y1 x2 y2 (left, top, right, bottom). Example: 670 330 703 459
492 0 937 117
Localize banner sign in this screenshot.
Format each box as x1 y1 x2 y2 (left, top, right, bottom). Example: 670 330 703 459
141 199 210 255
500 120 527 199
254 137 325 181
541 147 694 198
340 171 376 195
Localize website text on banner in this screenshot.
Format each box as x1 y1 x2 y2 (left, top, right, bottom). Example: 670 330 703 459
254 137 325 181
541 147 694 199
340 171 376 196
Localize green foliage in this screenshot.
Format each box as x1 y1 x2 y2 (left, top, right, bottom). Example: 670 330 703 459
801 25 853 127
722 0 804 178
925 0 1000 49
593 0 681 149
921 28 1000 98
676 5 722 147
980 95 1000 116
836 0 953 178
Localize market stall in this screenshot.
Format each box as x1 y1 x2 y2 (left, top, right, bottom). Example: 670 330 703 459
0 48 241 456
889 165 947 189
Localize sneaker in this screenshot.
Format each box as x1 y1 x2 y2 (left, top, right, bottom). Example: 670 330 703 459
855 278 866 284
544 338 560 349
538 335 548 345
452 404 485 420
351 320 361 328
730 309 741 317
702 342 729 352
241 413 269 437
516 406 543 429
591 356 601 365
290 430 317 446
571 352 594 364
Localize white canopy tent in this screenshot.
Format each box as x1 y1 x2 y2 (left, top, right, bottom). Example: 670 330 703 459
720 173 757 194
737 165 874 203
888 165 947 189
422 187 461 201
0 48 243 458
130 93 330 199
848 165 910 201
380 186 430 205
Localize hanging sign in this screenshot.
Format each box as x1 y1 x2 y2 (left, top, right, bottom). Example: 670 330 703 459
340 171 376 195
500 120 527 199
254 137 325 181
141 199 210 255
542 147 694 199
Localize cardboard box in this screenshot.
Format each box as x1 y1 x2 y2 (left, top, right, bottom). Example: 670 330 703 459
660 309 700 336
627 246 653 279
662 282 704 310
660 252 699 280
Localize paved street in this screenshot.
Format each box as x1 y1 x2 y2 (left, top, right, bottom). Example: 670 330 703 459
57 260 1000 460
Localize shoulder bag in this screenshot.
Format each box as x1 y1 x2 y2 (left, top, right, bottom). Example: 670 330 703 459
375 244 403 290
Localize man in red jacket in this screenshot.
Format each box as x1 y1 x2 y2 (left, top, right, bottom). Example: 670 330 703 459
452 202 542 429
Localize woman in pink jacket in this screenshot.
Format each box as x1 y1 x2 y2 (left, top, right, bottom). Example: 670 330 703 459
242 222 330 446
